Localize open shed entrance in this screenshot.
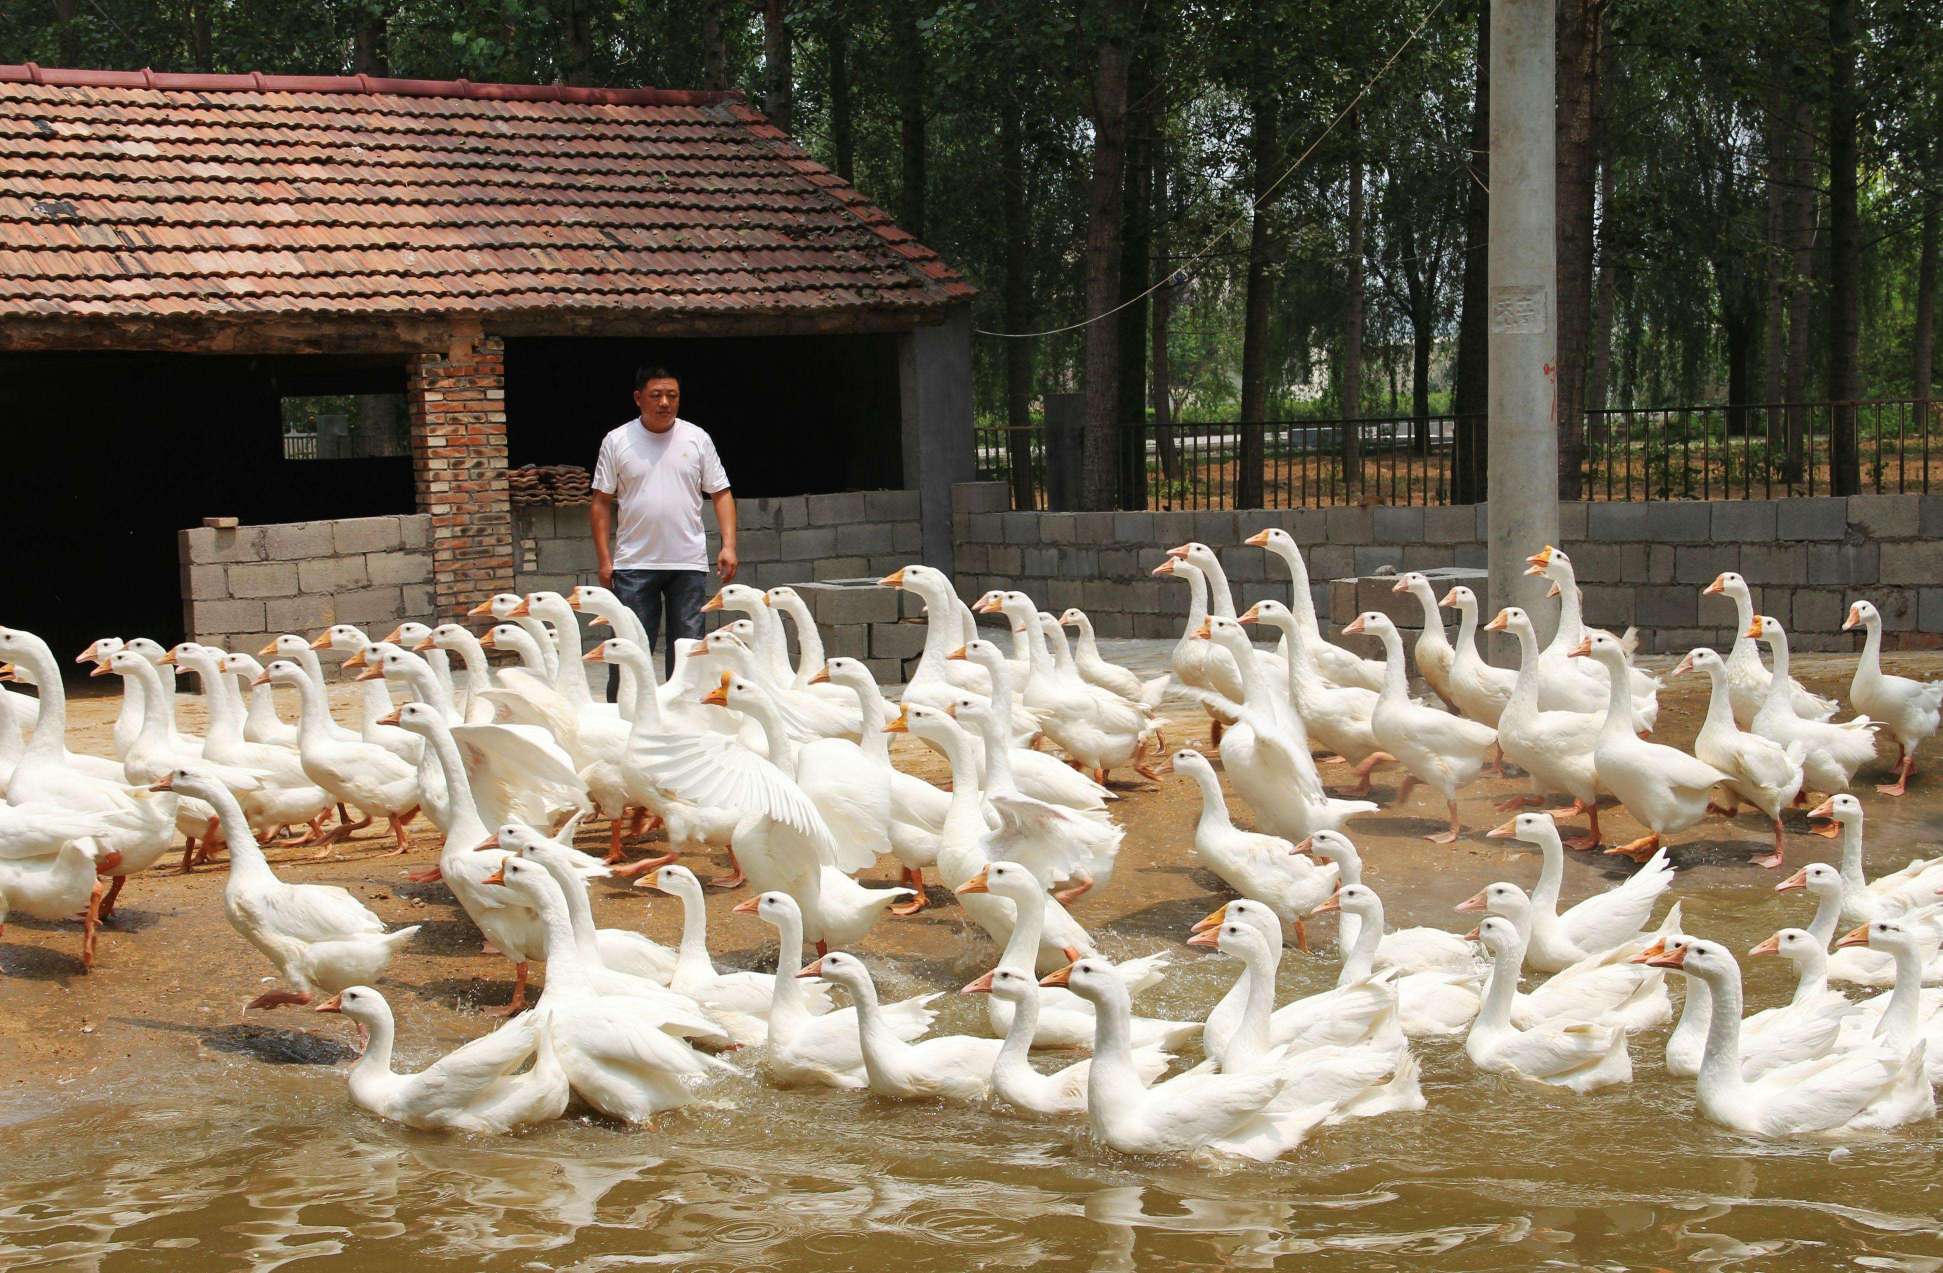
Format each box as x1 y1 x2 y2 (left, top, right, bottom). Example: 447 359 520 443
504 335 904 495
0 351 416 668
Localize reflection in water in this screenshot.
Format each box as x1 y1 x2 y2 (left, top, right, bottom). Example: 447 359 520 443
7 883 1943 1270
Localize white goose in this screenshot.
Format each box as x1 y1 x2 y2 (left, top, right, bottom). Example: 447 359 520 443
1483 606 1605 848
643 863 834 1039
1678 645 1803 868
259 660 420 854
314 986 567 1134
1777 861 1943 988
1647 932 1850 1079
1843 599 1943 796
1573 632 1731 863
1484 811 1675 972
802 950 1001 1102
1838 919 1943 1083
1525 545 1660 728
309 626 421 755
170 645 333 844
1640 938 1932 1136
1346 611 1495 844
0 835 120 969
983 591 1160 784
1704 571 1838 726
1166 542 1290 688
1318 884 1481 1038
965 966 1173 1116
878 564 996 712
469 592 561 682
486 820 678 985
1154 555 1240 742
1747 614 1878 796
1392 572 1457 708
1246 527 1386 691
1440 585 1515 731
948 638 1118 815
814 656 946 910
1465 916 1633 1091
1059 607 1168 707
1803 794 1943 924
99 649 258 867
1239 601 1394 796
1294 829 1478 973
733 890 938 1089
155 767 417 1011
1171 747 1338 937
1458 882 1676 1032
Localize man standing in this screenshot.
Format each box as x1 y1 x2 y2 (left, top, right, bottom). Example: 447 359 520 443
591 365 737 684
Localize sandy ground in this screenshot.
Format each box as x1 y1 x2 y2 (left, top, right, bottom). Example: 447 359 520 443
5 644 1943 1104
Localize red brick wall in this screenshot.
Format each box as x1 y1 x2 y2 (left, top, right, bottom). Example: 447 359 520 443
408 332 513 617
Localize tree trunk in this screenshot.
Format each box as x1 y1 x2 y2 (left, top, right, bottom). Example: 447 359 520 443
896 4 928 239
1827 0 1862 495
55 0 80 65
1915 174 1938 441
189 1 215 71
1001 104 1035 511
1451 0 1490 505
1411 299 1433 451
1554 0 1602 499
1783 99 1815 483
1236 11 1276 511
1116 36 1154 511
560 0 595 84
762 0 793 132
826 1 854 180
1726 314 1755 452
1760 80 1789 456
1078 10 1133 510
702 1 728 91
1584 24 1616 419
1152 109 1182 488
1342 109 1366 498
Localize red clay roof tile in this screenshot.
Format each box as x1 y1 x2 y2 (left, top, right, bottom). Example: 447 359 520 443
0 64 971 323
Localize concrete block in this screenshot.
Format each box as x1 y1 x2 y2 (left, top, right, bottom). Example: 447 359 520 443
182 562 228 601
180 524 269 565
227 560 299 598
1647 501 1712 543
1001 511 1042 544
1635 586 1697 628
966 513 1003 543
1113 512 1156 544
812 556 872 581
1227 547 1270 582
1235 509 1294 541
1131 612 1177 639
989 545 1023 575
401 584 434 618
1580 585 1635 630
538 536 598 573
1192 510 1239 547
554 505 592 539
332 516 402 555
1423 505 1475 544
1056 546 1100 577
1310 544 1354 581
1020 546 1058 576
1807 541 1879 587
1152 511 1198 546
265 521 336 560
1644 544 1676 584
864 489 921 522
1586 502 1650 541
807 492 868 526
1556 502 1589 539
1094 548 1140 578
1090 610 1133 639
869 620 928 660
1327 580 1358 627
1776 498 1847 541
836 523 896 556
893 522 923 554
1073 512 1117 543
780 527 838 559
1037 516 1076 545
1673 544 1739 586
297 556 369 592
514 506 555 541
956 542 990 573
1710 500 1777 543
264 593 335 632
1371 506 1424 543
1399 545 1447 572
822 624 869 659
1326 507 1371 544
1789 588 1846 633
1919 588 1943 634
193 598 264 633
1875 589 1917 630
366 551 432 586
735 528 780 563
951 481 1010 515
1921 496 1943 540
775 496 811 529
1880 541 1943 585
1569 542 1645 584
1288 507 1330 544
1454 544 1487 569
1740 543 1807 586
861 657 903 686
1847 493 1920 540
1352 545 1405 575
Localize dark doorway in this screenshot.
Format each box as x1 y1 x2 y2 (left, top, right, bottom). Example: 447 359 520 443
0 351 416 670
505 334 904 496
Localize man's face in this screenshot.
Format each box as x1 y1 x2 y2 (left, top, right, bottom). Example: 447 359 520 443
634 377 680 430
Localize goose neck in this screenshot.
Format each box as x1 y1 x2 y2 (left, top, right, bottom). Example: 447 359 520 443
1506 623 1543 715
1476 940 1524 1031
1694 968 1751 1106
1879 942 1924 1052
1700 666 1738 734
675 885 716 977
1856 616 1884 683
1374 625 1410 703
1269 542 1319 628
1224 941 1278 1070
423 721 488 850
996 889 1045 969
352 1011 397 1076
1806 886 1842 946
783 601 826 684
1197 555 1238 620
1339 900 1383 985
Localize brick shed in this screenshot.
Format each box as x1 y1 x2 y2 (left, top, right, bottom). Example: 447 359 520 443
0 63 974 662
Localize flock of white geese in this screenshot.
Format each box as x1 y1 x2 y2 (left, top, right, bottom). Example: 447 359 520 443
3 532 1943 1154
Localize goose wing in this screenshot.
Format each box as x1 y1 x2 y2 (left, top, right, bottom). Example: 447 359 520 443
630 732 837 861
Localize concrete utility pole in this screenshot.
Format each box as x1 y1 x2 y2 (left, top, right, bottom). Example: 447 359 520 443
1486 0 1561 654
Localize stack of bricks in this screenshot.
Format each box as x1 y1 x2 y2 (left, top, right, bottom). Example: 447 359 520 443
409 329 513 618
178 515 432 650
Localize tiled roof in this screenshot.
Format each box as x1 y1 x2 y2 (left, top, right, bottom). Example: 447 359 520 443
0 64 973 325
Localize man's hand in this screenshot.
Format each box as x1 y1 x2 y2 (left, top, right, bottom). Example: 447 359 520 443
599 562 613 589
716 545 739 583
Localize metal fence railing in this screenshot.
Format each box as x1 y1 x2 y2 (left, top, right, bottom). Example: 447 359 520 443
974 399 1942 510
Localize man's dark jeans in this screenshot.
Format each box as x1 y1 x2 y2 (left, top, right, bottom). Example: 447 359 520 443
608 568 708 697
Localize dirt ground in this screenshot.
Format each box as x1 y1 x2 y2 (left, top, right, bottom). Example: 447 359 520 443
5 649 1942 1104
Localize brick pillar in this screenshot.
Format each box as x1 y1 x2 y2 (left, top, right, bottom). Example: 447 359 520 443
408 330 513 617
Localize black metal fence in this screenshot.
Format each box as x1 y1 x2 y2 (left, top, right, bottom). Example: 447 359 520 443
974 399 1941 510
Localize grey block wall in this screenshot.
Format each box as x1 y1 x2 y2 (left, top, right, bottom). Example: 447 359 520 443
179 515 434 650
949 482 1941 653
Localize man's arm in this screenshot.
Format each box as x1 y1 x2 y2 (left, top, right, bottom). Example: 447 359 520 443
712 488 738 583
591 490 616 588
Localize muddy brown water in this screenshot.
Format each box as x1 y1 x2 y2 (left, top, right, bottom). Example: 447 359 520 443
5 657 1943 1270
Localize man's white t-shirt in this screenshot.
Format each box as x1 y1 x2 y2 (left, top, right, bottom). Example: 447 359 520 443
591 417 731 571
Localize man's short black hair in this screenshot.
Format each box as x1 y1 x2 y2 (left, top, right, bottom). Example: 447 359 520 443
634 364 679 391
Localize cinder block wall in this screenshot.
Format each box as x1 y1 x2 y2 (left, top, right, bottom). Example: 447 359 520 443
950 483 1942 654
179 515 434 650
